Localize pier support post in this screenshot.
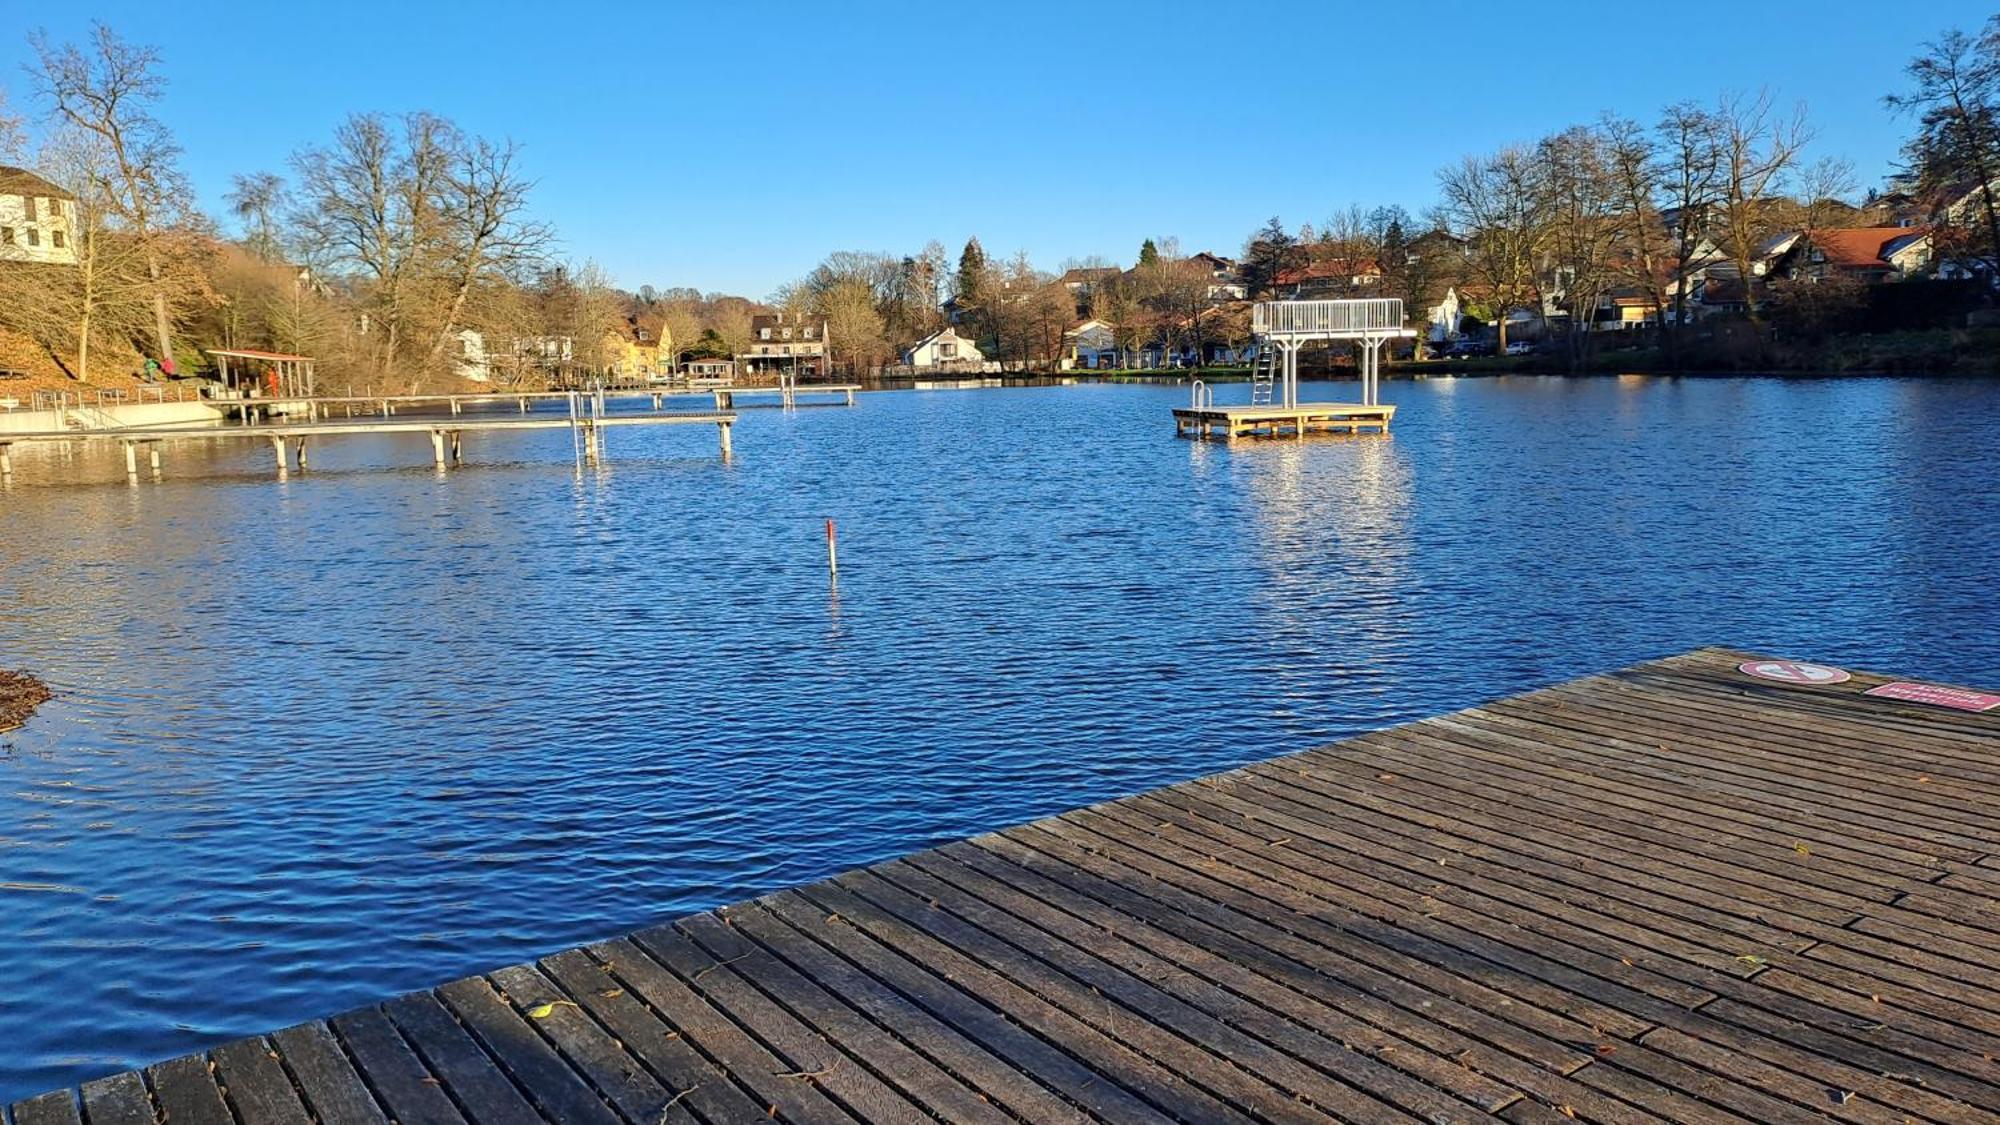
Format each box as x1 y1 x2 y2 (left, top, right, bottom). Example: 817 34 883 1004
149 444 162 473
294 438 308 470
845 388 855 406
1 444 12 477
449 432 462 464
123 442 138 477
718 421 732 458
519 397 529 414
430 430 446 466
269 436 287 475
451 398 462 416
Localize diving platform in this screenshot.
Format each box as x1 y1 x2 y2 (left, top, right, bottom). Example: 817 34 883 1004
1177 298 1413 439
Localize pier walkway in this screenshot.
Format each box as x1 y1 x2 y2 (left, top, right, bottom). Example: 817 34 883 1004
10 647 2000 1122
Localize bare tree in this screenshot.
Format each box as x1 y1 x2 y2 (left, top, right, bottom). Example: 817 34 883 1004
32 24 195 369
1888 18 2000 272
225 172 287 262
1713 90 1812 325
1655 102 1725 363
292 112 550 390
1437 146 1549 351
1537 125 1622 365
1602 115 1673 359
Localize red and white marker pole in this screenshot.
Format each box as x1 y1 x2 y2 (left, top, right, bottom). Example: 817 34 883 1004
826 518 839 579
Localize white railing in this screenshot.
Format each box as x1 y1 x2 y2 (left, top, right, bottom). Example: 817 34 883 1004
1254 298 1405 337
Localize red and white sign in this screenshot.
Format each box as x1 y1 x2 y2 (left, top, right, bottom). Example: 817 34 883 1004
1863 682 2000 713
1737 660 1852 685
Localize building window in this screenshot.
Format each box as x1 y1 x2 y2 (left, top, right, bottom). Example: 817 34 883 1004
759 328 770 340
22 197 35 221
1 227 12 245
50 230 64 249
782 327 793 340
25 229 37 247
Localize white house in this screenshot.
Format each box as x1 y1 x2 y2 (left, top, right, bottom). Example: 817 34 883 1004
901 327 984 368
0 166 79 267
1063 319 1119 368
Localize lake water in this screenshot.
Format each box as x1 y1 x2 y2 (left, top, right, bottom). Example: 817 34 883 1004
2 376 1998 1100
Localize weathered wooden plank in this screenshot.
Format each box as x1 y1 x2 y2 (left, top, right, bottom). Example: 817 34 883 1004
434 975 620 1125
536 946 758 1125
879 852 1448 1120
789 877 1256 1123
628 919 942 1123
486 962 673 1122
754 890 1166 1122
143 1054 230 1125
671 910 1017 1124
587 935 859 1122
266 1022 386 1125
6 1091 80 1125
210 1037 311 1125
330 1006 466 1125
381 991 542 1123
957 837 1675 1124
717 898 1092 1124
75 1071 151 1125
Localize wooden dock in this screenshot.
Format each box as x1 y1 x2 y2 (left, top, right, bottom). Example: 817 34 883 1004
0 412 738 480
1173 402 1396 439
11 647 2000 1123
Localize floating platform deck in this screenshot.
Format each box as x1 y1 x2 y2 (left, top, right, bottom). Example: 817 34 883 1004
1173 402 1396 439
11 647 2000 1123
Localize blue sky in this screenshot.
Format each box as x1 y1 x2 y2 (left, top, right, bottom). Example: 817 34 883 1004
1 0 1991 297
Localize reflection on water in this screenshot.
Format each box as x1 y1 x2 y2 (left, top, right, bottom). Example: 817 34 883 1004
2 376 1999 1099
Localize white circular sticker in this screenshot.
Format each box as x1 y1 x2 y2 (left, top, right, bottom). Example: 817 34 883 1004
1738 660 1851 685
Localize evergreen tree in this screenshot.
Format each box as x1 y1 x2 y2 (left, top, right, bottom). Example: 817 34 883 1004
956 238 988 306
1138 238 1159 268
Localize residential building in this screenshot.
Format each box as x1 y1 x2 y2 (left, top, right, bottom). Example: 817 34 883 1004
1275 258 1384 298
1189 252 1248 302
1771 227 1934 283
1063 319 1119 368
737 312 827 379
901 327 985 368
684 357 735 382
0 166 79 267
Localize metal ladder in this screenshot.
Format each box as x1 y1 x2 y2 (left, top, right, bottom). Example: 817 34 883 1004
1250 346 1276 406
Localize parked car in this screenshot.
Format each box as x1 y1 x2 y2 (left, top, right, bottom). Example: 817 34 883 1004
1446 339 1493 358
1504 341 1535 356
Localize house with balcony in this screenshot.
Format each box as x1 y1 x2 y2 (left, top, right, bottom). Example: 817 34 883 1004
0 167 79 267
737 312 827 379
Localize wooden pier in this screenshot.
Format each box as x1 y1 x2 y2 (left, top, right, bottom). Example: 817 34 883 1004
10 647 2000 1123
1174 402 1396 439
0 411 737 481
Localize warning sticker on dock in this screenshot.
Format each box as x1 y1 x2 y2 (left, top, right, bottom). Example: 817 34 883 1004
1737 660 1852 685
1862 682 2000 712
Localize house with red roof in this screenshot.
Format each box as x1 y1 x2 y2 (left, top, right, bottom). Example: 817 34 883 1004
1772 227 1934 283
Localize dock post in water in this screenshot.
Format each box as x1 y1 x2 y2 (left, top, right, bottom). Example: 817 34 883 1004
717 419 732 458
1 444 12 476
122 442 137 478
429 430 446 466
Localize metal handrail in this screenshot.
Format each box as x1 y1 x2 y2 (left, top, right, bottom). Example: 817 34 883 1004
1253 298 1405 336
1190 380 1213 409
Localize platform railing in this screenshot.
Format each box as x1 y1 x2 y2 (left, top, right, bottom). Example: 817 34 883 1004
1254 298 1405 336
